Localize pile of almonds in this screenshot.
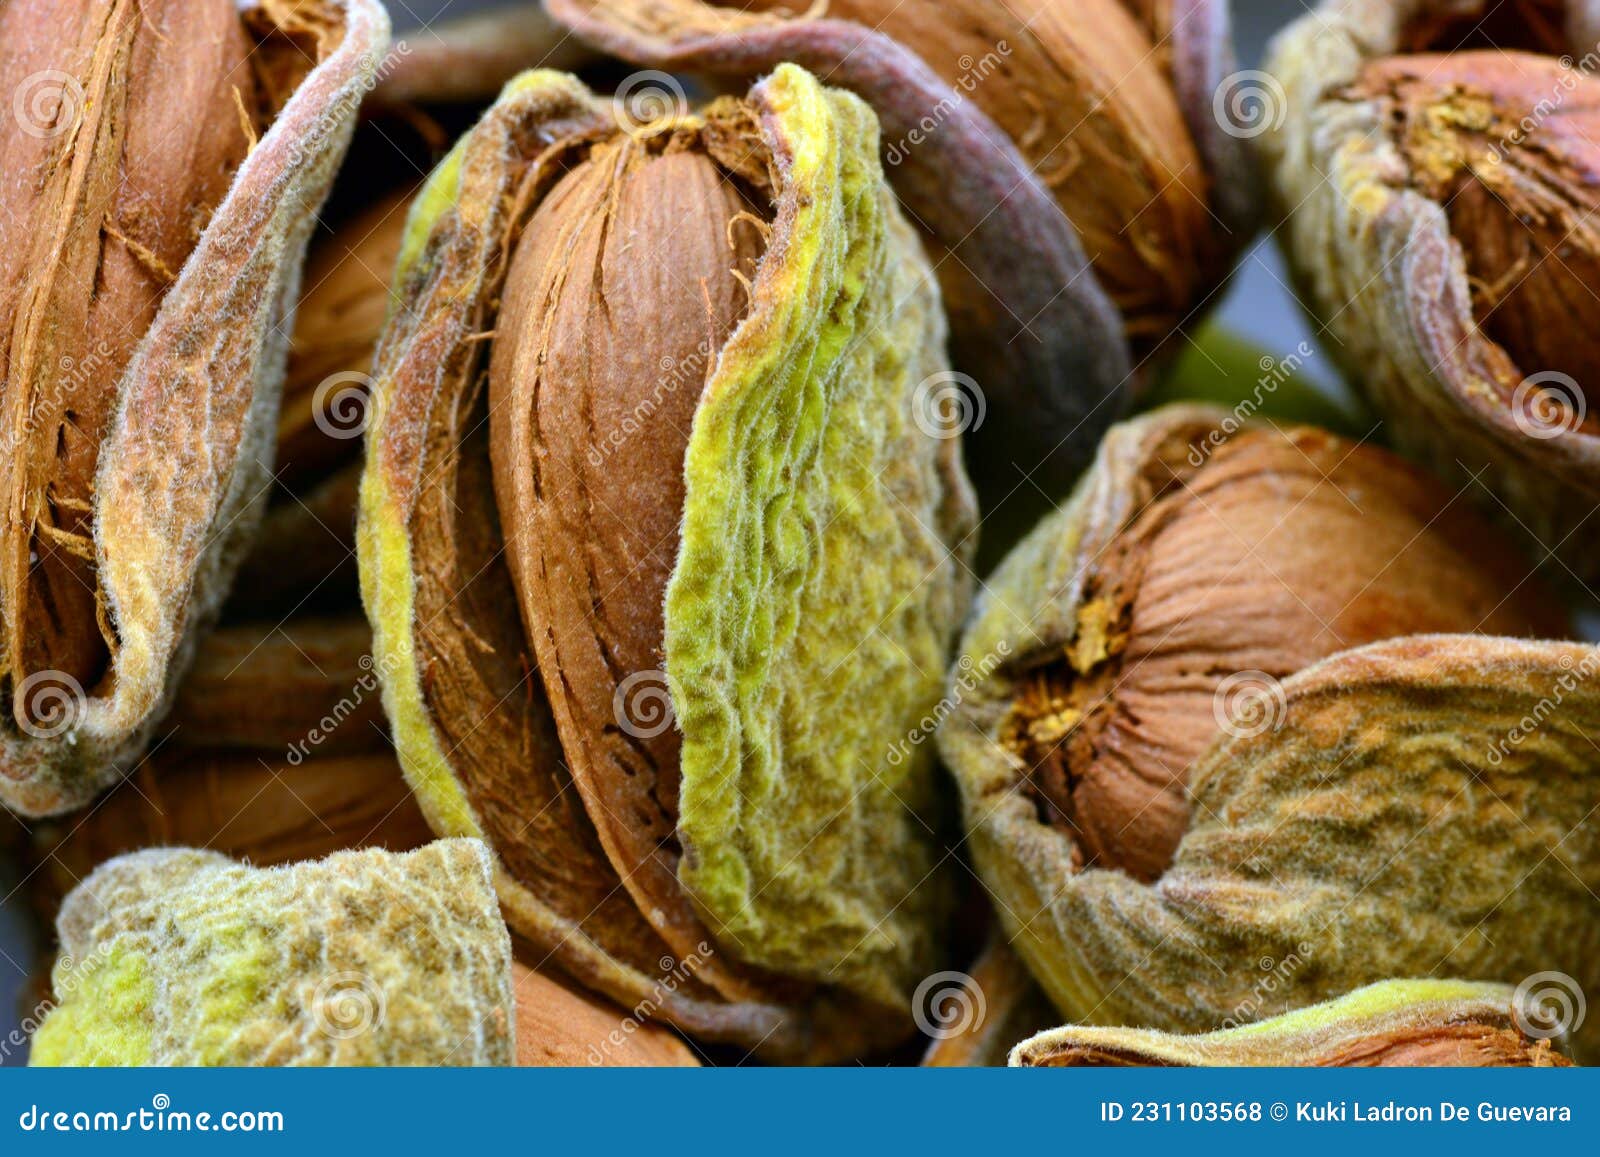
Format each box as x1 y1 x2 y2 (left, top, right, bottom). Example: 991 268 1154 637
1 0 1596 1069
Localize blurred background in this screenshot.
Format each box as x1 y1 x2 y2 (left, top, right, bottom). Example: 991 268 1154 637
0 0 1329 1061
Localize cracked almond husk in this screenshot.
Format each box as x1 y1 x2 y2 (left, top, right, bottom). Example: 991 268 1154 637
28 845 695 1066
359 66 976 1062
1011 980 1576 1067
1262 0 1600 581
937 404 1599 1045
0 0 391 817
546 0 1259 486
29 842 514 1066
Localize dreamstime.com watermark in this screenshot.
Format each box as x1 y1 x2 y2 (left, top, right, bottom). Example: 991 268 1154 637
17 1095 283 1134
1187 341 1315 467
589 340 715 466
285 651 402 766
1212 943 1315 1037
586 943 714 1064
282 42 413 168
883 42 1012 167
1512 970 1587 1041
1486 45 1600 163
1211 669 1289 741
612 70 690 139
1486 649 1600 766
887 641 1011 767
913 969 987 1040
0 342 115 467
1213 69 1287 140
1 946 112 1063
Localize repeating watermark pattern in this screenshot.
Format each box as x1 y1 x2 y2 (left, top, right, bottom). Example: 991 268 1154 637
1187 341 1316 467
13 69 83 138
887 642 1011 767
1486 649 1600 765
613 670 677 740
912 969 987 1040
286 652 395 766
912 370 986 440
12 669 88 741
0 343 115 465
883 42 1012 167
588 341 714 466
586 942 714 1064
1 945 113 1063
283 42 414 169
612 70 689 140
1213 69 1287 140
310 970 386 1041
1211 943 1315 1036
1486 47 1600 164
1512 970 1586 1041
1511 371 1587 440
311 370 376 440
1211 670 1288 740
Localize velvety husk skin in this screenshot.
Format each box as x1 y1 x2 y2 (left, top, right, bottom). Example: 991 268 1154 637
358 67 976 1060
1262 0 1600 581
0 0 254 717
547 0 1254 484
0 0 391 818
30 842 514 1066
938 405 1600 1047
1011 980 1575 1067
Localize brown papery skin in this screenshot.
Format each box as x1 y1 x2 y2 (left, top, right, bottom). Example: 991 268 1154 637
280 188 412 492
0 0 255 717
487 139 770 989
26 614 421 921
1345 51 1600 422
512 962 700 1067
748 0 1212 353
166 619 386 753
1009 426 1567 881
28 750 431 923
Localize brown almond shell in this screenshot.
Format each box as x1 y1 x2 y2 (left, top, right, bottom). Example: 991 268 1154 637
1261 0 1600 580
358 70 960 1062
939 404 1600 1050
0 0 392 818
545 0 1135 484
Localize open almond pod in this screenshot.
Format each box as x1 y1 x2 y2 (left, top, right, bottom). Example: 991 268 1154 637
545 0 1258 487
358 66 977 1062
1261 0 1600 582
1011 980 1578 1067
0 0 391 817
938 404 1600 1048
